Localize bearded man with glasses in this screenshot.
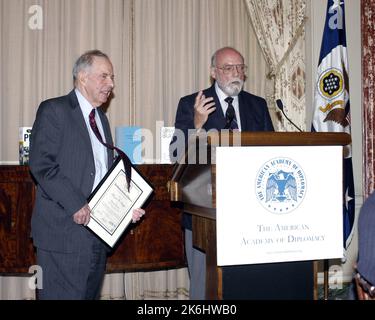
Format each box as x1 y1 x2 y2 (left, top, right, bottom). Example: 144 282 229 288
170 46 274 299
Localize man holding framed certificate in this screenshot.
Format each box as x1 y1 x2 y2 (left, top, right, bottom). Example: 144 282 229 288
29 50 147 300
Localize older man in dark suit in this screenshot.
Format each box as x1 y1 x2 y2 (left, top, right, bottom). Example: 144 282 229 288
356 191 375 299
173 49 274 143
170 47 274 299
29 50 144 300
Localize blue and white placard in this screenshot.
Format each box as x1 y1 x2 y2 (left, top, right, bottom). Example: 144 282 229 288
216 146 343 266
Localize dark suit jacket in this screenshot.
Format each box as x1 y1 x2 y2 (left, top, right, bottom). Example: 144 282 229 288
172 84 274 228
357 191 375 285
29 90 114 253
174 84 274 143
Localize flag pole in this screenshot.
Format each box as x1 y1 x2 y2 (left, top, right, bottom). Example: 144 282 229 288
312 1 355 293
324 259 329 299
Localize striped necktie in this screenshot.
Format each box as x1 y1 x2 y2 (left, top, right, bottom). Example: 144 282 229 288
224 96 238 130
89 108 132 191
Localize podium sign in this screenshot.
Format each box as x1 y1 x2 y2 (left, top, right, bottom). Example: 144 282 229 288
216 145 343 266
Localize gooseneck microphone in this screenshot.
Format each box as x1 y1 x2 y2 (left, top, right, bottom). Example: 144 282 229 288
276 99 303 132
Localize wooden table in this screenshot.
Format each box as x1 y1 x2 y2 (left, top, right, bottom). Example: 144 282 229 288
0 165 185 274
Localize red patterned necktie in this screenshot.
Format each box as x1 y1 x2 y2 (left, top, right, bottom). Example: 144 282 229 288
89 108 132 190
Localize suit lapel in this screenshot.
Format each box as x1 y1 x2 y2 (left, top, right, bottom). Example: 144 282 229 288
68 90 114 169
204 85 226 130
238 93 247 130
238 92 253 131
68 90 99 173
68 90 93 149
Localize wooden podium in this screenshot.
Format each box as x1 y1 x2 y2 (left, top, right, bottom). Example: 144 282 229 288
170 131 351 300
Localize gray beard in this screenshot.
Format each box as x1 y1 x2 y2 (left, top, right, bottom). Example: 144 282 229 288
220 79 244 96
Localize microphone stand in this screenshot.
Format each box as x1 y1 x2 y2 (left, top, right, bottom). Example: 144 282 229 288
276 99 331 299
276 99 303 132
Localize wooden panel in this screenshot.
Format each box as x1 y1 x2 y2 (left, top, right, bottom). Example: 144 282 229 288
192 215 221 300
0 165 185 274
0 166 36 273
208 131 352 147
106 200 185 271
170 132 351 207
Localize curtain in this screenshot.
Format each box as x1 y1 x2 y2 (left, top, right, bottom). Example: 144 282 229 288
244 0 307 131
133 0 270 137
0 0 268 163
0 0 267 299
99 270 189 300
0 0 131 162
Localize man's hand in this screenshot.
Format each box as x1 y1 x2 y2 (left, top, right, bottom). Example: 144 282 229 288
131 208 145 223
73 204 91 226
193 90 216 130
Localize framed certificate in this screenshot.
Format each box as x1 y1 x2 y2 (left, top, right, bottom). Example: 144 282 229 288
87 157 153 247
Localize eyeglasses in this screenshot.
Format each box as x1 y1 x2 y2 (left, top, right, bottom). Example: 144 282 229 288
216 64 248 75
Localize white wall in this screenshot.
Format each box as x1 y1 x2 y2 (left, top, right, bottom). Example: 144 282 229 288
306 0 362 283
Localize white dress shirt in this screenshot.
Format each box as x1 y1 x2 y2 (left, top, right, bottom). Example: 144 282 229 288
75 89 108 191
214 82 242 131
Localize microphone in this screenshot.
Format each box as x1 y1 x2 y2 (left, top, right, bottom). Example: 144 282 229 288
276 99 303 132
224 107 235 129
